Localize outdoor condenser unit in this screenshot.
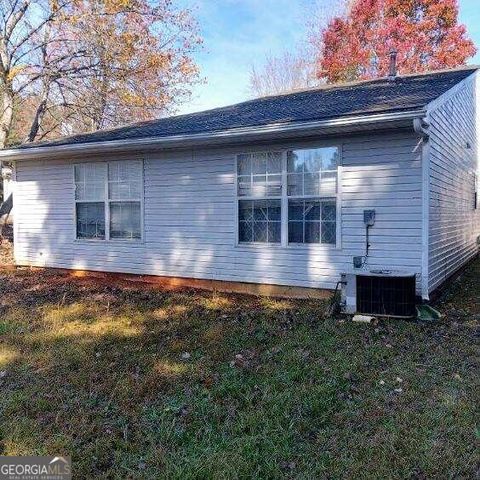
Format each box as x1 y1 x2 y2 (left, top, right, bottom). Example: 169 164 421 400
340 270 417 318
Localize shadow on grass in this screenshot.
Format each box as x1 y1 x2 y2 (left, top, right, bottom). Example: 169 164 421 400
0 265 478 479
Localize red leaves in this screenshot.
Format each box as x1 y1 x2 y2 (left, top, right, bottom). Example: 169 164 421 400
316 0 476 83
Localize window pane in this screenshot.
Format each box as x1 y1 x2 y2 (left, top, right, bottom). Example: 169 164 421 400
267 155 282 173
322 202 336 221
238 199 280 244
304 173 320 196
253 221 268 242
287 173 303 196
75 163 106 201
288 200 303 220
303 151 322 173
110 201 141 239
304 201 321 221
108 161 142 200
252 175 267 197
321 222 336 244
237 152 282 197
239 221 253 242
268 202 281 221
288 221 303 243
253 200 269 221
267 174 282 196
238 200 253 221
320 171 337 195
287 147 339 198
288 199 336 245
321 147 339 170
252 156 267 175
237 176 251 196
76 202 105 239
287 152 301 172
237 156 251 175
305 221 320 243
268 222 281 243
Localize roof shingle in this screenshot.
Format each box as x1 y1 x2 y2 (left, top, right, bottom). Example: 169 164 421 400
18 67 478 150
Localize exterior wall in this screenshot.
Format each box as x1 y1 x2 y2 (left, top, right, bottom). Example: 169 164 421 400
427 72 480 294
13 131 424 292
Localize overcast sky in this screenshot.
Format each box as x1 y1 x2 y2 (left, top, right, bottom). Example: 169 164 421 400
177 0 480 115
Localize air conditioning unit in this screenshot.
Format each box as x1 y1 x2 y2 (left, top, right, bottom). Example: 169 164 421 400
340 270 417 318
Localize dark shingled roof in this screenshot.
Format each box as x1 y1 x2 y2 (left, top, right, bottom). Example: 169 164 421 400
18 66 478 150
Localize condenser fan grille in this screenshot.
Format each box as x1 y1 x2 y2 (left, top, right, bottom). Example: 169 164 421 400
356 274 416 317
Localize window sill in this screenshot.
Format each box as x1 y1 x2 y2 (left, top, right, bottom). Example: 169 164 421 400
236 242 339 250
74 239 145 246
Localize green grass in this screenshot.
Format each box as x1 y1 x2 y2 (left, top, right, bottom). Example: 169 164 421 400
0 260 479 479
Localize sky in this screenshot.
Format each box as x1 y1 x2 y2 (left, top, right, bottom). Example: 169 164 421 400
177 0 480 115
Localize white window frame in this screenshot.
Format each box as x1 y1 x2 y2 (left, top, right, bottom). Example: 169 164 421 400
73 159 144 242
236 151 283 245
235 144 342 249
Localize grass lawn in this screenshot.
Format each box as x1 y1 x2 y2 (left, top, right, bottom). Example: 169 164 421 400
0 247 478 478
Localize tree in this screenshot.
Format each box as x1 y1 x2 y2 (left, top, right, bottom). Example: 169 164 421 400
54 0 202 135
249 51 317 98
316 0 476 83
0 0 202 148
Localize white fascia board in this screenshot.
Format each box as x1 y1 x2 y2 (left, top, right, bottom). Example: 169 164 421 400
0 109 426 162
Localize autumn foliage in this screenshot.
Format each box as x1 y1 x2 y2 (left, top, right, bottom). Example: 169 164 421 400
317 0 476 83
0 0 202 147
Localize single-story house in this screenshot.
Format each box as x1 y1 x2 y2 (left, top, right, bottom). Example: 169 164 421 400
1 66 479 304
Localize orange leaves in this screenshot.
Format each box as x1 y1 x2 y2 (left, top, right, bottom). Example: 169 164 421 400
317 0 476 83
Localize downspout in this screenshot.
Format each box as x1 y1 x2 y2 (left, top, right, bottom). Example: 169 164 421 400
414 117 431 300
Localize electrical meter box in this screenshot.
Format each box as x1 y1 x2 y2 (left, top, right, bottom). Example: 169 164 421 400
363 209 376 226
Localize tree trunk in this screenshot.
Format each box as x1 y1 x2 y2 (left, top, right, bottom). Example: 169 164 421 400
0 84 14 149
26 82 50 142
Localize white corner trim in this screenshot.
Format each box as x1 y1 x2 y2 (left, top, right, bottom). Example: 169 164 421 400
420 137 430 300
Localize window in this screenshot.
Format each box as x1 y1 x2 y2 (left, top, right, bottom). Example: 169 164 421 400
237 152 282 244
108 161 142 239
75 163 107 239
236 147 339 246
287 147 338 245
74 160 143 240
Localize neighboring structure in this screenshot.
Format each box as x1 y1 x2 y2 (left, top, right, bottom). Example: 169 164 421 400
0 66 479 300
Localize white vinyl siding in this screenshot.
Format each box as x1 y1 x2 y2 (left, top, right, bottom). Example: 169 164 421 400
13 131 424 292
427 72 480 293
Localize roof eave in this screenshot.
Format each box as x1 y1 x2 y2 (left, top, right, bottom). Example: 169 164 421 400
0 109 426 161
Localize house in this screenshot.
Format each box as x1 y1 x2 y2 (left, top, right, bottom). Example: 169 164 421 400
1 66 479 302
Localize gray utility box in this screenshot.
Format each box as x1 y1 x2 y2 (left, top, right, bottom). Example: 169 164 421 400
341 270 417 318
